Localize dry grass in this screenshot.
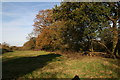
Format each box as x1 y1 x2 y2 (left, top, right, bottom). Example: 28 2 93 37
2 51 120 79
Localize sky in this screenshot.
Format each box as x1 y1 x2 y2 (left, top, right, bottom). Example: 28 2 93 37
1 2 60 46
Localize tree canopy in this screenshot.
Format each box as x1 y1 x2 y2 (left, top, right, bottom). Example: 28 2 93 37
31 2 120 58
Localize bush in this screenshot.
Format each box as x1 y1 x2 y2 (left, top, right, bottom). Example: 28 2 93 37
22 37 36 50
0 48 13 54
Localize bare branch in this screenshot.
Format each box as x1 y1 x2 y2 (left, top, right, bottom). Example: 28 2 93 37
92 39 116 58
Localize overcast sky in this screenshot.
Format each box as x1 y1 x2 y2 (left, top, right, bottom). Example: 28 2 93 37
1 2 60 46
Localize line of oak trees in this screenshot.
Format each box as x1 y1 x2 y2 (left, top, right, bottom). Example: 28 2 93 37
23 2 120 58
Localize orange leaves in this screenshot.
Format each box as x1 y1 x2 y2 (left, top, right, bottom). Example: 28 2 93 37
36 14 44 19
35 20 66 50
99 70 105 73
33 9 53 34
36 26 56 49
106 71 113 75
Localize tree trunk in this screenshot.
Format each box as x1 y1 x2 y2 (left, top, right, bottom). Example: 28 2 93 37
114 26 120 58
118 3 120 57
112 21 118 57
91 40 94 52
107 16 118 58
118 38 120 57
118 20 120 57
113 40 118 56
87 39 93 52
92 39 116 58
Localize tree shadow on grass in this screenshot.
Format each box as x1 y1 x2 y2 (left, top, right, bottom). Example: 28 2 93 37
2 53 61 79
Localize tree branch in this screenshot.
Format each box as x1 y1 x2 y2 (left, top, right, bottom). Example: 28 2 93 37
92 39 116 58
107 16 116 22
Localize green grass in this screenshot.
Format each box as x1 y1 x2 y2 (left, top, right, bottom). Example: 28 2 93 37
2 51 120 79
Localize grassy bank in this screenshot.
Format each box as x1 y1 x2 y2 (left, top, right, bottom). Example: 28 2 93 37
2 51 120 79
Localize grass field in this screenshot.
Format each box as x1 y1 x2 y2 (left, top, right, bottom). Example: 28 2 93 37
2 51 120 79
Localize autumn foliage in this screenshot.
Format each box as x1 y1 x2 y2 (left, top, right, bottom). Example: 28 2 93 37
29 2 120 58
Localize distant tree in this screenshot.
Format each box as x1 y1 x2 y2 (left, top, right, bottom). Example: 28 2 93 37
2 42 11 50
26 32 36 40
1 42 13 54
10 46 21 51
22 37 36 50
0 43 2 48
